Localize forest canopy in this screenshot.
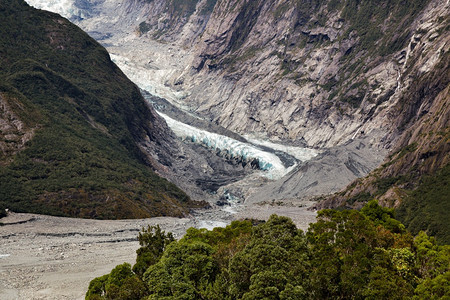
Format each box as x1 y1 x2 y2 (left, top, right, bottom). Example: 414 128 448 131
86 200 449 299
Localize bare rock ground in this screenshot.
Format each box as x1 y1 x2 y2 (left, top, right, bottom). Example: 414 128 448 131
0 206 316 300
0 212 195 300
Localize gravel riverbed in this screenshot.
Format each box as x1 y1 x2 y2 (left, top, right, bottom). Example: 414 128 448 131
0 206 316 299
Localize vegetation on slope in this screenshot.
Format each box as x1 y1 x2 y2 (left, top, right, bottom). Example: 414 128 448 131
315 51 449 244
396 164 450 245
0 0 202 219
86 202 449 299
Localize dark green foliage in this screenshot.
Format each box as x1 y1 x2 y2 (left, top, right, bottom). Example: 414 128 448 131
413 232 450 299
361 199 405 233
143 240 216 298
86 263 148 300
0 0 200 218
307 206 439 299
0 204 6 219
228 216 309 299
138 21 151 34
133 224 175 277
87 201 449 299
414 271 450 299
86 274 109 300
397 164 450 244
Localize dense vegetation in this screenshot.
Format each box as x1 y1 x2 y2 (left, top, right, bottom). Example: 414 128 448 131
87 201 449 299
0 0 202 218
321 49 450 244
397 164 450 245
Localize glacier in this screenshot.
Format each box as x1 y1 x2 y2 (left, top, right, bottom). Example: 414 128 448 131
244 136 319 162
20 1 320 182
25 0 86 20
110 53 320 180
110 54 320 180
159 112 300 180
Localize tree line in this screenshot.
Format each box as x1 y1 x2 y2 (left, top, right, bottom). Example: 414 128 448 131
86 200 449 299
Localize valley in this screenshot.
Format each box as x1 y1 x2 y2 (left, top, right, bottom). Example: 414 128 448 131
1 0 448 298
24 0 388 210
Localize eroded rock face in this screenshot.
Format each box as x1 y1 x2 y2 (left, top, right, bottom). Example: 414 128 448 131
32 0 448 149
0 94 37 164
187 0 448 148
24 0 448 205
313 56 450 210
112 0 446 149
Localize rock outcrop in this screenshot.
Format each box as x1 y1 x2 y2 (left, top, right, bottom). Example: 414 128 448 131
116 0 449 150
23 0 449 234
0 93 39 164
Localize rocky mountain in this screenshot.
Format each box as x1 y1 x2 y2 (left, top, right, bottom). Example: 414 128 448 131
0 0 208 219
20 0 449 240
314 53 450 242
26 0 448 153
126 0 448 149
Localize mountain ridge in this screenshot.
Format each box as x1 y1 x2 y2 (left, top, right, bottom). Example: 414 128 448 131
17 0 450 241
125 0 448 148
0 0 206 219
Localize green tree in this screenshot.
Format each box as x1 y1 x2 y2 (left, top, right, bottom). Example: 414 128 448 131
229 215 309 299
361 199 405 233
86 274 108 300
143 240 216 299
86 204 449 300
86 263 148 300
133 224 175 277
414 271 450 299
413 231 450 299
307 207 416 299
414 231 450 278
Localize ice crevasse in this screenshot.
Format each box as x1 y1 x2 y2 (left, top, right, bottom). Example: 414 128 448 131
159 113 306 180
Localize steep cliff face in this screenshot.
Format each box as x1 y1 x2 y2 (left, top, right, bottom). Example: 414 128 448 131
0 0 206 219
315 51 449 204
32 0 447 148
133 0 448 149
312 51 449 242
